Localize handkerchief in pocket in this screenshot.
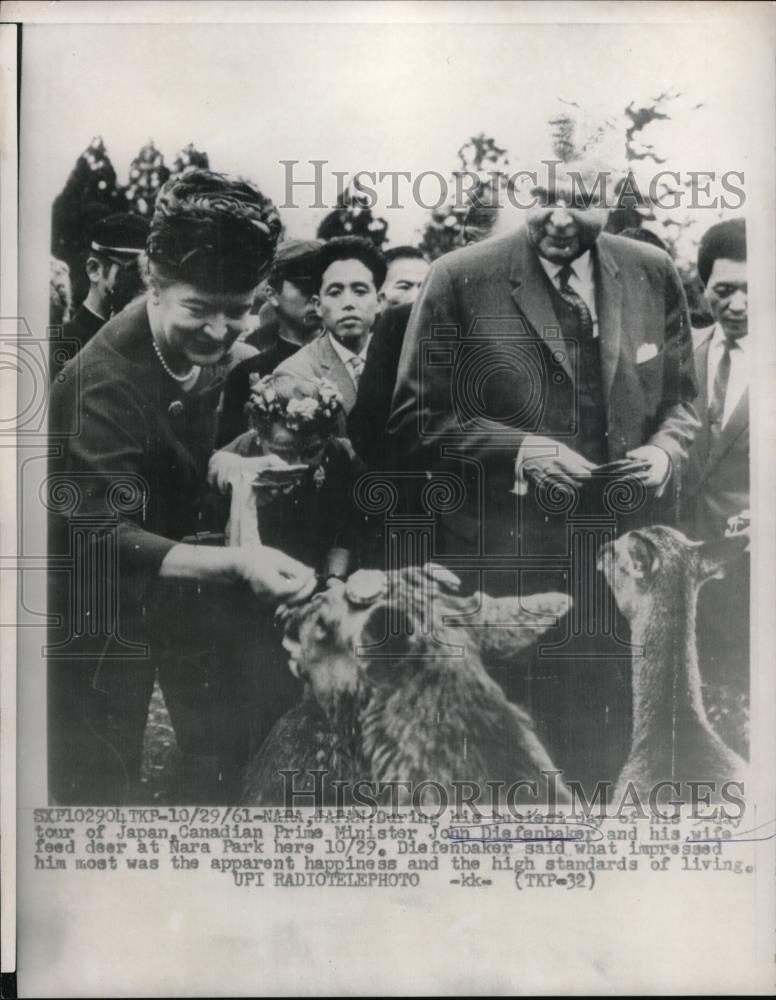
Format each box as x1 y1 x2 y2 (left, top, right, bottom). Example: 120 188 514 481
636 342 659 364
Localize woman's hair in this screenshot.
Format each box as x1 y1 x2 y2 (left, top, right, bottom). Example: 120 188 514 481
246 373 344 441
146 169 282 294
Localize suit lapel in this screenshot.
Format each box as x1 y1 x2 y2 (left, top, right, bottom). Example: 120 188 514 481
594 235 622 402
507 230 623 396
508 231 574 381
318 334 356 411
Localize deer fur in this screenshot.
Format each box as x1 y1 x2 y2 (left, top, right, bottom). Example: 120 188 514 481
243 565 572 807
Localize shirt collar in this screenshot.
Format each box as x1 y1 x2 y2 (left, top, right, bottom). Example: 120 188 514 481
83 302 107 322
328 331 371 364
710 322 747 353
538 249 594 285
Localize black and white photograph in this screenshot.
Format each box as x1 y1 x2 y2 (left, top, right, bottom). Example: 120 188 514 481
3 2 775 996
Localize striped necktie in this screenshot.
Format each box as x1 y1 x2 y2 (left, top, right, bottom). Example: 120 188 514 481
708 336 735 436
348 354 365 386
558 263 594 340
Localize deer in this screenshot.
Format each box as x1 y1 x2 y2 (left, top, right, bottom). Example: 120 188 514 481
597 525 749 803
242 565 573 808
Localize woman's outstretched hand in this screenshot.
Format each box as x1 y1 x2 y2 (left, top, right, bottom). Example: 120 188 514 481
235 544 317 604
160 542 316 606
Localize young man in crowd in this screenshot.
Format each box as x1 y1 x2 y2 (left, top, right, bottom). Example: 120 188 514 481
379 245 429 310
52 213 149 377
218 240 324 444
274 236 386 425
244 239 324 353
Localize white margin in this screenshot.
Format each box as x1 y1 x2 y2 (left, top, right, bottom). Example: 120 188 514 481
0 18 19 981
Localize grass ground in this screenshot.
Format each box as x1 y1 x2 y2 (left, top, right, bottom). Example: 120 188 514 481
139 680 179 803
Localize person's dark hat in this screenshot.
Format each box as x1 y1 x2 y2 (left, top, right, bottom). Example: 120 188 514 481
89 213 150 259
269 239 324 286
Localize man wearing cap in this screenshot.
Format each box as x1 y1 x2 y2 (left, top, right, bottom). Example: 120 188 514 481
244 239 324 353
218 239 323 444
52 213 149 377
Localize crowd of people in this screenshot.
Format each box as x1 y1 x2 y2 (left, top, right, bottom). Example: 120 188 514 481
47 165 750 804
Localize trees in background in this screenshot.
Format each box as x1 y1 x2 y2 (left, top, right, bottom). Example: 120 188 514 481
316 181 389 247
171 143 210 177
417 93 716 325
52 138 219 313
419 133 509 260
51 136 129 306
124 140 170 218
53 101 721 327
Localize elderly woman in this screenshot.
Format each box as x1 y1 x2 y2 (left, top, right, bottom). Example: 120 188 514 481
48 170 315 804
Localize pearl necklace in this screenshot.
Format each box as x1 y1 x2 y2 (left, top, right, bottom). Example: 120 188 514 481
151 335 197 383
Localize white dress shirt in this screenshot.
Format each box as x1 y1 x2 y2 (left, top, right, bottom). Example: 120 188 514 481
538 250 599 338
707 324 748 427
328 332 372 385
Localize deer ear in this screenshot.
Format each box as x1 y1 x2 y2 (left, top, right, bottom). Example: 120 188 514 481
627 532 660 579
697 533 749 582
421 563 463 594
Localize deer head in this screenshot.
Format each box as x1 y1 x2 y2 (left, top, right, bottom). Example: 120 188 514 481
281 564 571 740
597 525 750 623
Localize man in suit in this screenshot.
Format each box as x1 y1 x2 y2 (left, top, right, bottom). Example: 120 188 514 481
275 237 386 428
218 240 323 444
386 162 699 785
388 164 698 567
684 219 749 539
684 219 749 716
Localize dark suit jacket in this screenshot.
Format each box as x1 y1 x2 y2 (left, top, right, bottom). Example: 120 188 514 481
683 327 749 539
387 227 699 556
348 303 412 468
51 303 106 380
274 332 357 429
47 298 232 801
49 298 225 634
